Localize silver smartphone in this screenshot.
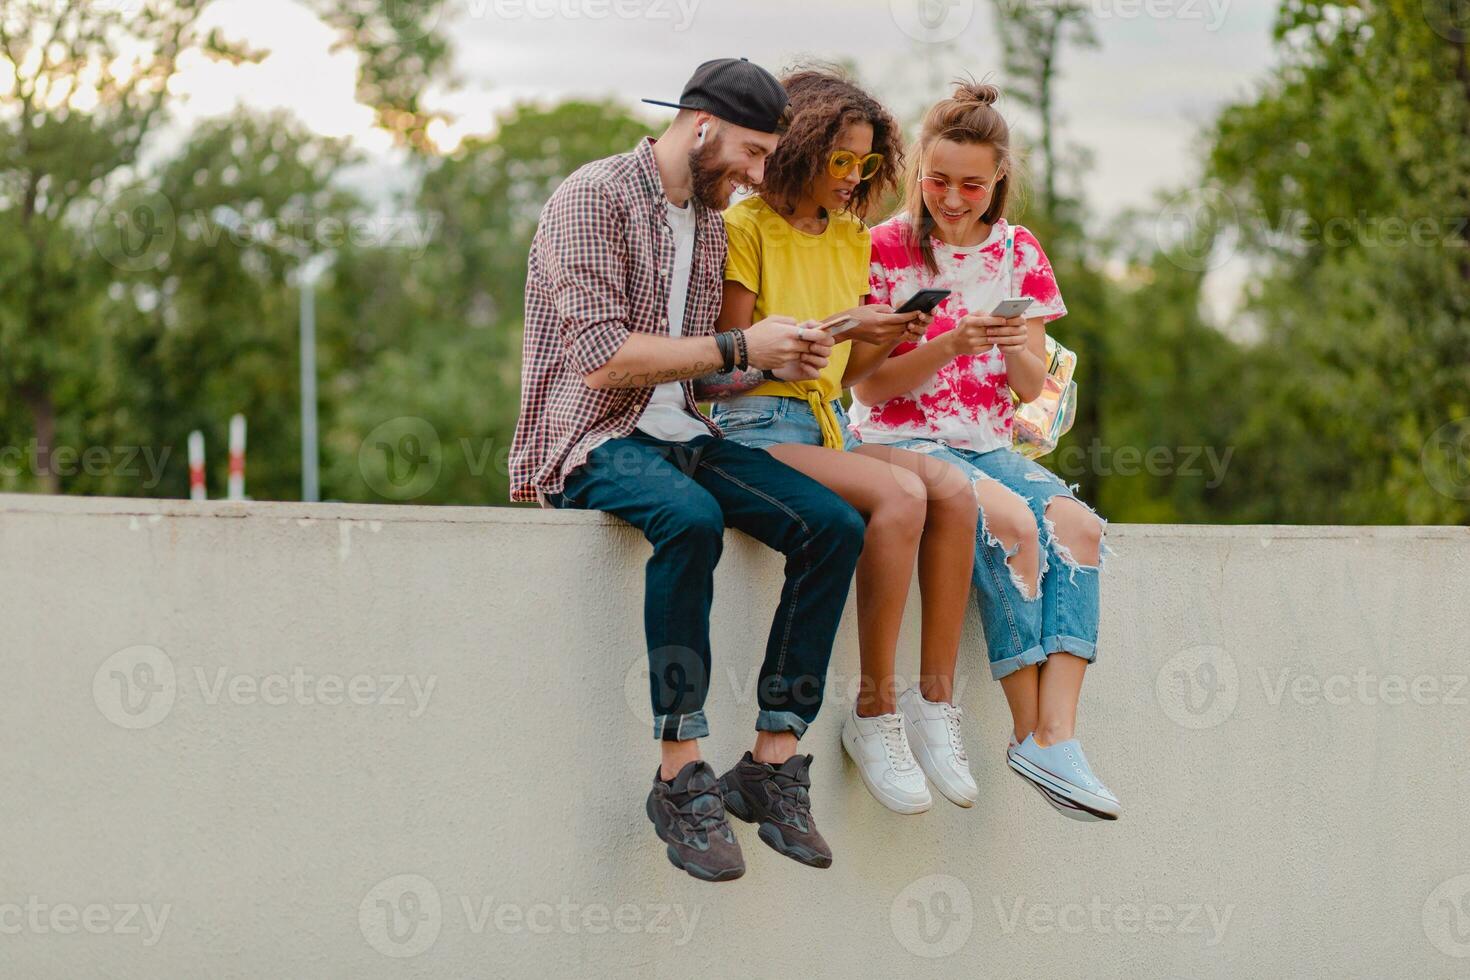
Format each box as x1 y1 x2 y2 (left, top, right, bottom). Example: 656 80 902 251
991 297 1033 319
821 316 860 337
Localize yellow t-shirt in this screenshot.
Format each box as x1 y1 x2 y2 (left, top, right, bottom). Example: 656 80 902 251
721 195 871 449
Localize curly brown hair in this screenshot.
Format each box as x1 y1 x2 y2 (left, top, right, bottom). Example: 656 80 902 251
758 66 904 220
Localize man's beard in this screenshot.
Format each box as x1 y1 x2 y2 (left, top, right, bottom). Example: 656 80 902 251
688 137 740 210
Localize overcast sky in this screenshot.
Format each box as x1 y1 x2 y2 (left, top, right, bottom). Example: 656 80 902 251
164 0 1282 223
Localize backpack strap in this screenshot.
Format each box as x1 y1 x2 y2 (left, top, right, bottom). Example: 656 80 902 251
1004 222 1016 297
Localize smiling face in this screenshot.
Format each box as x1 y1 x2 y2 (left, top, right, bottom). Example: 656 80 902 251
688 117 780 210
919 138 1003 243
807 120 875 214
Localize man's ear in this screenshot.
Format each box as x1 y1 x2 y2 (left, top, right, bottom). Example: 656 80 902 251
694 112 717 143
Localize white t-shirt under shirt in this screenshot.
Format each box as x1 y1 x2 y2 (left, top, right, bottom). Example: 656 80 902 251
634 197 708 442
850 216 1067 454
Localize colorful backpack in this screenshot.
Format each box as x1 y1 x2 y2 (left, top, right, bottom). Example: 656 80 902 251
1005 224 1078 460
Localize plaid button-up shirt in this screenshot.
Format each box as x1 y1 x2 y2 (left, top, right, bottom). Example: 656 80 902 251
509 137 725 502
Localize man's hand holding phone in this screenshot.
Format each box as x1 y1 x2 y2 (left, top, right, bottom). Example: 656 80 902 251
743 315 833 380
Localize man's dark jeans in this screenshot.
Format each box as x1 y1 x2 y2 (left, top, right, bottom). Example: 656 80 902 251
548 431 865 741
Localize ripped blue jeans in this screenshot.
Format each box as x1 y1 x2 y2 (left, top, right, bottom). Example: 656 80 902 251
885 439 1107 680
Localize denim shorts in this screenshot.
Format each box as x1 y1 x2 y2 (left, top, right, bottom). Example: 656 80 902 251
886 438 1108 680
711 396 862 452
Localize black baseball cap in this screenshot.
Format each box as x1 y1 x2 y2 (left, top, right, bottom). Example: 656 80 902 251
642 57 789 135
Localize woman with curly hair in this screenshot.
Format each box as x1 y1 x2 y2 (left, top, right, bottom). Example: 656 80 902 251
696 67 982 816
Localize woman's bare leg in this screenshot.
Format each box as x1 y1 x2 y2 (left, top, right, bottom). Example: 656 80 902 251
1034 497 1105 745
974 480 1043 742
853 443 978 704
765 443 926 717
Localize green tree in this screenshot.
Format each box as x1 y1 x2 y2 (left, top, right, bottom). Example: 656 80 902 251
324 100 656 505
1206 0 1470 523
0 0 449 493
991 0 1098 221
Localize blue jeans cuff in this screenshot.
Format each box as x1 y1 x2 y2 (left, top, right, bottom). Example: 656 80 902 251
1042 635 1098 663
653 709 709 742
989 643 1050 680
755 709 809 738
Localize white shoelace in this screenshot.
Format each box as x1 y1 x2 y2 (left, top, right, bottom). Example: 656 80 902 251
941 703 969 763
877 715 918 772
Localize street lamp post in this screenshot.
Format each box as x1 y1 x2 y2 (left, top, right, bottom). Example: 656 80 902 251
297 253 334 503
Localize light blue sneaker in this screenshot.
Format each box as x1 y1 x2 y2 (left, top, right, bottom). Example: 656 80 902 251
1008 734 1120 820
1006 735 1104 822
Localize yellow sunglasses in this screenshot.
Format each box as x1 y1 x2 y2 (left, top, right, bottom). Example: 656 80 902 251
828 150 884 181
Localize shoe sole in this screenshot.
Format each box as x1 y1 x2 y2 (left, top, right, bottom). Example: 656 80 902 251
1011 765 1105 821
1004 743 1105 821
840 725 932 814
903 718 978 808
722 786 833 869
1006 753 1120 820
645 795 746 882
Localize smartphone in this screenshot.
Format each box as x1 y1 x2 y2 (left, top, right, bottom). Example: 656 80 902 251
894 288 952 315
821 316 860 337
991 297 1033 319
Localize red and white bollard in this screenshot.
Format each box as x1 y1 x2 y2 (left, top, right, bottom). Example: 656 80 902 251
188 430 206 501
228 414 246 501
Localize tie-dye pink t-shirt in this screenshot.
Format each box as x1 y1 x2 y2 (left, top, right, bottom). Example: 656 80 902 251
849 215 1067 454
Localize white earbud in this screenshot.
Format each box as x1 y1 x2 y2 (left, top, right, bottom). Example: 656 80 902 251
697 123 708 144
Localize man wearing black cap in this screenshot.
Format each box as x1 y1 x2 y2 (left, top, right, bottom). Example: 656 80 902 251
509 58 866 882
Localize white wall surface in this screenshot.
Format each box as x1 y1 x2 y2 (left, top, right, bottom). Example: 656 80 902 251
2 493 1468 978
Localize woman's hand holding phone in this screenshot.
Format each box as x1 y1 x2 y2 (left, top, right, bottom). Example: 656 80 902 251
946 313 1027 356
822 304 924 346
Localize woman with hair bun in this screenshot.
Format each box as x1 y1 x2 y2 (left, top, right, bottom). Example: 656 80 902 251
853 80 1121 821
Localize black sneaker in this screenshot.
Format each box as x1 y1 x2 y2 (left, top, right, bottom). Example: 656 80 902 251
645 760 745 882
718 752 832 869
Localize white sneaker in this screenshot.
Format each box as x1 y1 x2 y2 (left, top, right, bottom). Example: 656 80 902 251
841 708 932 814
898 687 979 808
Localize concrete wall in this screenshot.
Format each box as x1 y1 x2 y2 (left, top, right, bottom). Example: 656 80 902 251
2 492 1468 978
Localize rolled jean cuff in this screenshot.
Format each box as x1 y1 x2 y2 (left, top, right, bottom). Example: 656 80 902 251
755 709 809 738
989 642 1050 681
1042 635 1098 663
653 709 709 742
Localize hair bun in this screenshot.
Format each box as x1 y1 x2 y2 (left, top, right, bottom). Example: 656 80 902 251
954 81 1000 107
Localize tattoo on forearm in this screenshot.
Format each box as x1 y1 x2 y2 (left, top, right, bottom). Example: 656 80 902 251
692 367 768 402
601 361 721 389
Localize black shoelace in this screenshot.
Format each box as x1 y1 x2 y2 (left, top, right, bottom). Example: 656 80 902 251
767 770 811 818
672 790 726 835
